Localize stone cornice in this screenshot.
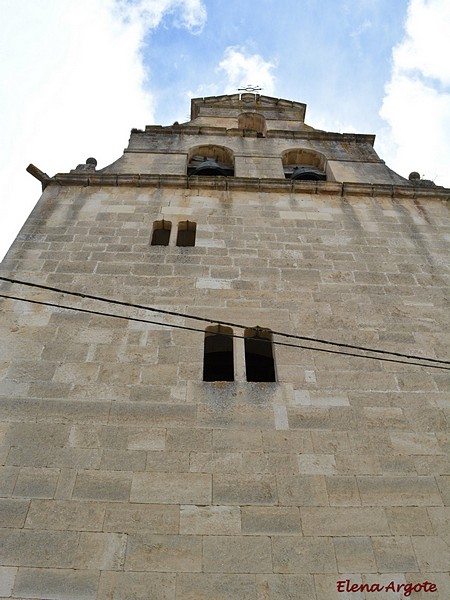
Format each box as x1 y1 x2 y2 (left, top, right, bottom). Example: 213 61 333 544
140 125 375 145
49 173 450 199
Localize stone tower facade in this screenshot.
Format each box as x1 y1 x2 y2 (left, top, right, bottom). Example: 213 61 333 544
1 93 449 599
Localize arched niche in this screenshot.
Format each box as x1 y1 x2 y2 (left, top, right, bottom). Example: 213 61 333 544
187 145 234 176
238 112 267 137
282 149 327 181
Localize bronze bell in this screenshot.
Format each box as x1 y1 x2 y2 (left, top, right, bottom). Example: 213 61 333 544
191 159 228 176
291 166 326 181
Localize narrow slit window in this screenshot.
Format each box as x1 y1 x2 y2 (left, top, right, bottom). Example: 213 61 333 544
203 325 234 381
176 220 196 247
151 219 171 246
244 327 276 382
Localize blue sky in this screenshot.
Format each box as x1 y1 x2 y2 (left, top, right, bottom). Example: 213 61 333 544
1 0 449 259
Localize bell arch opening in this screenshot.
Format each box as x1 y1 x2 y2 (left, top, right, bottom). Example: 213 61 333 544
282 149 327 181
187 145 234 176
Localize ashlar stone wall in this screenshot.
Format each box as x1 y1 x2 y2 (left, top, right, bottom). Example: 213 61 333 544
0 180 449 599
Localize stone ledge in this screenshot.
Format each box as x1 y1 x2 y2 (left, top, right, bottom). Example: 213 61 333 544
49 174 450 199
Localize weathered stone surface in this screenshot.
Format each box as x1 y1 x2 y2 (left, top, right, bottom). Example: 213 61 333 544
301 507 390 536
131 472 211 504
25 499 105 531
272 537 337 573
203 535 272 573
241 506 301 535
125 534 202 572
176 573 256 600
180 505 241 534
98 572 175 600
13 567 99 600
103 502 179 534
213 474 277 505
2 92 450 599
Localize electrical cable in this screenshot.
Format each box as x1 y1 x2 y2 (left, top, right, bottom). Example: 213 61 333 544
1 292 449 371
0 275 449 366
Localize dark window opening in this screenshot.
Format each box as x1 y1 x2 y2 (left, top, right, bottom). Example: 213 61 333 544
151 219 171 246
244 327 276 382
176 220 196 247
203 325 234 381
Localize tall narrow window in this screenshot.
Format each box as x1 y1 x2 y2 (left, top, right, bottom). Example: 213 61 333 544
176 220 196 247
244 327 276 382
151 219 171 246
203 325 234 381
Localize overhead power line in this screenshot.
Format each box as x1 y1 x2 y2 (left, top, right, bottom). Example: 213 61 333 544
1 293 449 371
1 276 449 366
0 279 448 371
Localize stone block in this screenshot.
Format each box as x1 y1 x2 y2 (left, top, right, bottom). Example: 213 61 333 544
100 449 146 471
311 431 351 454
255 574 316 600
314 573 364 600
277 475 328 506
73 470 132 502
326 476 361 506
131 472 211 504
241 506 301 535
301 507 390 536
13 467 59 499
166 427 212 451
7 446 102 469
13 567 99 600
0 498 29 527
125 534 202 572
97 572 175 600
263 431 314 454
75 532 127 570
385 507 433 535
297 454 337 475
272 537 337 573
0 529 78 568
4 423 70 447
436 475 450 505
411 536 450 572
145 451 190 472
213 474 277 505
108 403 197 426
180 505 241 534
25 499 105 531
427 507 450 544
357 476 443 506
175 573 255 600
213 429 263 451
0 566 16 597
389 432 442 455
372 536 419 572
103 502 179 534
333 537 377 573
203 535 272 573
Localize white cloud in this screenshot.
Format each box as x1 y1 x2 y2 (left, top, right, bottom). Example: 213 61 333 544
380 0 450 184
0 0 206 260
186 46 277 121
218 47 277 96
